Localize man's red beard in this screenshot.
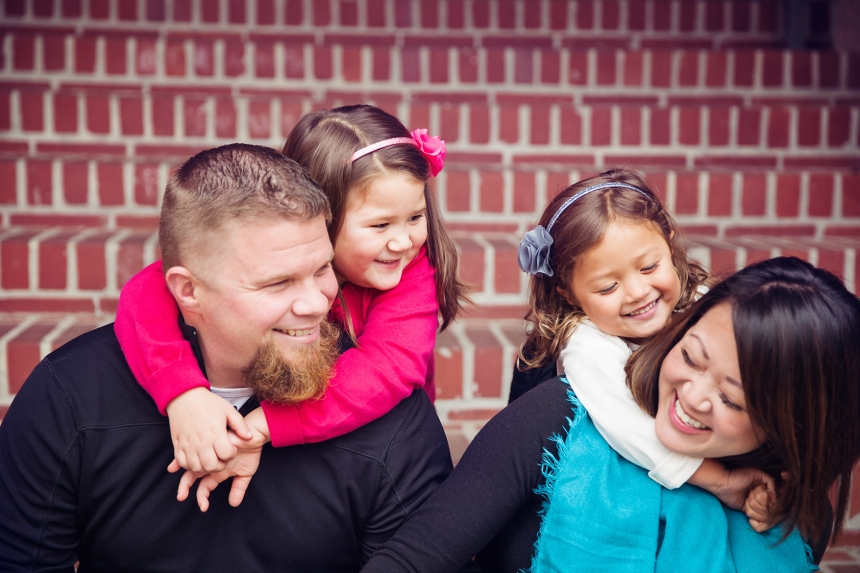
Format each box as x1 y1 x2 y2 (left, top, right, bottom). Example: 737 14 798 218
242 319 339 404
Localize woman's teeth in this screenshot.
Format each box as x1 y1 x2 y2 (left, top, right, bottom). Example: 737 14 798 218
627 298 658 316
674 398 709 430
275 328 314 336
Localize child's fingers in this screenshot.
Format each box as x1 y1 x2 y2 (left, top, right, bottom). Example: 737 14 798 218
748 518 773 533
172 448 188 471
167 458 181 473
212 436 238 468
757 470 776 493
225 407 253 441
756 485 776 507
184 450 205 474
745 483 777 530
198 446 228 474
745 499 769 522
745 484 766 509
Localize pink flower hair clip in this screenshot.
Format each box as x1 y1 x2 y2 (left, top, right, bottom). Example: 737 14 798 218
350 129 446 177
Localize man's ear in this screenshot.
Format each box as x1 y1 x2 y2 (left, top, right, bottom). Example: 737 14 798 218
165 266 202 314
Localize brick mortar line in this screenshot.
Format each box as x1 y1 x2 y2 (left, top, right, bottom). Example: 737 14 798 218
26 228 59 291
31 28 783 39
0 314 39 401
447 321 476 400
4 114 859 154
435 397 508 421
487 321 517 401
39 314 78 357
4 70 859 98
0 16 790 38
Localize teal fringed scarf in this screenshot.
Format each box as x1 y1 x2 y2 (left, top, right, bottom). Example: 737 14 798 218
531 387 816 573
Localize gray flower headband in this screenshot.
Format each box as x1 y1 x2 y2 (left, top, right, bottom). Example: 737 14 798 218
517 182 651 277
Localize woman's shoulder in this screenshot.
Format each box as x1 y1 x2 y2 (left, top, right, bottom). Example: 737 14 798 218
498 377 575 440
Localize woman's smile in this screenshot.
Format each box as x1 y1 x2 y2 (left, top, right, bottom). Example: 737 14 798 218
669 393 709 433
655 303 763 458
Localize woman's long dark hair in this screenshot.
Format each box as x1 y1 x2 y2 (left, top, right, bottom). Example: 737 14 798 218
627 256 860 541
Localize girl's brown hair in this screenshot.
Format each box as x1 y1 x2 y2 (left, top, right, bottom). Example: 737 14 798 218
627 256 860 541
282 104 470 330
520 168 709 369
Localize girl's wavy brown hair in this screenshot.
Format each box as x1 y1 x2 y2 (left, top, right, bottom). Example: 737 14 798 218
519 168 710 369
282 104 470 331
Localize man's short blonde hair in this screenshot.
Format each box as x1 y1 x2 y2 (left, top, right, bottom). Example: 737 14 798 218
159 144 331 274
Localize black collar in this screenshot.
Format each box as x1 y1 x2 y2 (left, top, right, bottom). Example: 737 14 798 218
178 316 260 414
178 315 208 380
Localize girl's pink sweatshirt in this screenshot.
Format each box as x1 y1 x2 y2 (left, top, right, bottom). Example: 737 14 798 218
114 247 438 447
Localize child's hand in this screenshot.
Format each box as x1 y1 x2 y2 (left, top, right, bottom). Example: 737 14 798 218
745 482 777 532
241 407 271 443
712 466 777 531
165 387 253 474
689 459 776 530
173 408 271 511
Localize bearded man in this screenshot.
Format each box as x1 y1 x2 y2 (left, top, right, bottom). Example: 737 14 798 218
0 144 453 572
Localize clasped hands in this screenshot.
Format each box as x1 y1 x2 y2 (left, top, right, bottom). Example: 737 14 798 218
165 388 270 512
163 389 779 529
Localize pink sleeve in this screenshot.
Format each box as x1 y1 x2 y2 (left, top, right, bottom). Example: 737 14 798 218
262 248 439 447
114 260 210 415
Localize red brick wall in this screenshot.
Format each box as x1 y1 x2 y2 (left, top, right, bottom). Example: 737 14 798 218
1 0 860 545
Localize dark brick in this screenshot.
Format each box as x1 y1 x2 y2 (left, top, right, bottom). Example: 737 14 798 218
118 0 137 20
201 0 218 21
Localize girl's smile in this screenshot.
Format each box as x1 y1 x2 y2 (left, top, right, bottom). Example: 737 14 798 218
567 219 681 344
333 172 428 291
624 297 660 319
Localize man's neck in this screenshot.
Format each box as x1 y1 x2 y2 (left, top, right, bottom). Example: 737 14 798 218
178 313 247 389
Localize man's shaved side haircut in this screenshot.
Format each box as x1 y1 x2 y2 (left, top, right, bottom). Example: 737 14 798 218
159 143 331 272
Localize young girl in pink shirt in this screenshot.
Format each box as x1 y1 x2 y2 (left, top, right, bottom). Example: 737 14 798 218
115 105 469 489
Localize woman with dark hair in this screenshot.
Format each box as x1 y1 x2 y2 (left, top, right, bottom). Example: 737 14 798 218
361 257 860 572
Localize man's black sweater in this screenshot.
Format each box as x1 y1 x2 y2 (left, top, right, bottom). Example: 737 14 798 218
0 325 453 573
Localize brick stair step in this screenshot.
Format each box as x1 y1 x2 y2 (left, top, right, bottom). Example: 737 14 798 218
4 104 857 178
3 166 859 232
0 226 159 314
4 78 858 151
0 1 791 45
452 233 859 311
1 227 857 316
2 231 853 422
4 233 854 408
819 547 860 569
8 36 855 89
0 312 111 412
